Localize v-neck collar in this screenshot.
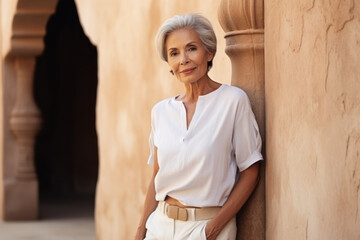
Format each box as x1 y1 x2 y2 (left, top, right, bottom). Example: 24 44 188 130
173 84 225 132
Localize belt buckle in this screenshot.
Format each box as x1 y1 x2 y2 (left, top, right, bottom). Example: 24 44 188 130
166 205 188 221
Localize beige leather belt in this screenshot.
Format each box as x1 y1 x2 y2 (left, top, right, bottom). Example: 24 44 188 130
158 201 221 221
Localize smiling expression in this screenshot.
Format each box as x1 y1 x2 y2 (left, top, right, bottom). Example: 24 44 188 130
166 28 213 84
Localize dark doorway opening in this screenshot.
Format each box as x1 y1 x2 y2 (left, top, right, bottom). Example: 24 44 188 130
34 0 98 219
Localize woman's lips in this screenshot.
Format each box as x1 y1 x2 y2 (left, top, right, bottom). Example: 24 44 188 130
180 67 196 74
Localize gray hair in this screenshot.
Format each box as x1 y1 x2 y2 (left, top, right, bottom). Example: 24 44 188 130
155 13 217 71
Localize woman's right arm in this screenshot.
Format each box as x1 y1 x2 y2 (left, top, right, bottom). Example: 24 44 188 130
135 147 159 240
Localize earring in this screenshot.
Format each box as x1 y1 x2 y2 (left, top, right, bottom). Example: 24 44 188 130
170 70 174 75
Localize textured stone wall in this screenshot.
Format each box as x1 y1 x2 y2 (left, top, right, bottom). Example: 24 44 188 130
74 0 230 238
0 0 3 220
265 0 360 239
1 0 17 56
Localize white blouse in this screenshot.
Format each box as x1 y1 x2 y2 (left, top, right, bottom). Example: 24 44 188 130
148 84 263 207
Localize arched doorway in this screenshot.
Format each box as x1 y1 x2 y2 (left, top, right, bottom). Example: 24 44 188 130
34 0 98 218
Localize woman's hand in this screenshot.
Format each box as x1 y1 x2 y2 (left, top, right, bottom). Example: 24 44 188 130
204 163 260 239
205 220 223 240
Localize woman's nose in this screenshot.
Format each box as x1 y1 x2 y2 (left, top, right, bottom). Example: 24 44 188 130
180 53 189 65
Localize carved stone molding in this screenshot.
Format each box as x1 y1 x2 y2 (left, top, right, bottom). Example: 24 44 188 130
10 58 42 180
6 0 58 179
218 0 264 32
218 0 265 239
8 0 58 57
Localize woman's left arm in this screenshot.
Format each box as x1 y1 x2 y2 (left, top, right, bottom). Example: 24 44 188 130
205 162 260 240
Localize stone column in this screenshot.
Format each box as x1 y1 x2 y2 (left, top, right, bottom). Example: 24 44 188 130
1 0 58 221
218 0 265 239
6 57 42 220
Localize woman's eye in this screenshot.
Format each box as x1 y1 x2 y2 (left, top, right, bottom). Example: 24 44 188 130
170 52 178 57
189 47 197 51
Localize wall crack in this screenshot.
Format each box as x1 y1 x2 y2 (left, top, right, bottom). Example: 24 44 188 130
345 135 350 164
306 0 316 11
335 15 355 33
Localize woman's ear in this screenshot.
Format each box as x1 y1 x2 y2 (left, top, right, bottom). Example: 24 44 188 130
207 52 214 62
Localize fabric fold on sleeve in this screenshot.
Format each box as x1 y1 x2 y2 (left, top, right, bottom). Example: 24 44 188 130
237 150 262 172
233 93 263 172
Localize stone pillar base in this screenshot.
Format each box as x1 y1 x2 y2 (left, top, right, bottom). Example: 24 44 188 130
4 180 38 220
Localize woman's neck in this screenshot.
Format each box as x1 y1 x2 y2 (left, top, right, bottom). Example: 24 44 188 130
179 75 220 103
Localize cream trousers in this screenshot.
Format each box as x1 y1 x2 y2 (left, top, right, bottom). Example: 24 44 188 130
144 202 237 240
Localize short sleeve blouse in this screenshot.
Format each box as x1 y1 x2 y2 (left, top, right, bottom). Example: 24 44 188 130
148 84 262 207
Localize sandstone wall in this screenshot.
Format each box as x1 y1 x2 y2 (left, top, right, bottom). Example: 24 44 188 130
265 0 360 239
1 0 17 57
0 0 3 220
74 0 231 238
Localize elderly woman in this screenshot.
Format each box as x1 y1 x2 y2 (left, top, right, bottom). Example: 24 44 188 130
135 13 263 240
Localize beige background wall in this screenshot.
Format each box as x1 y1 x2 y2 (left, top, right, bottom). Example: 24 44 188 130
265 0 360 239
0 0 17 56
74 0 230 238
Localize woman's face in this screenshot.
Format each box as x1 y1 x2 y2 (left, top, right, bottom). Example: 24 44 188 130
165 28 213 84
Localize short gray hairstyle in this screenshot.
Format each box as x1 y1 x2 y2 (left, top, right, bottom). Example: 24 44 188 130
155 13 217 71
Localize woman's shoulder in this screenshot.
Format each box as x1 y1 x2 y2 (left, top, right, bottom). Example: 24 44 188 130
219 84 249 102
151 96 176 114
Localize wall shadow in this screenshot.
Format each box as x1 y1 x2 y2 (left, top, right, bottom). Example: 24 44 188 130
33 0 98 219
